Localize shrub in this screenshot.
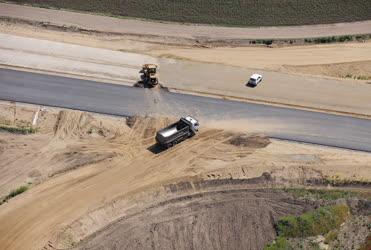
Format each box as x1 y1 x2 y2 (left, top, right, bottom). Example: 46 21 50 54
284 188 356 201
264 236 292 250
1 185 29 205
313 36 337 43
337 35 353 42
0 124 37 134
324 230 338 244
276 205 349 238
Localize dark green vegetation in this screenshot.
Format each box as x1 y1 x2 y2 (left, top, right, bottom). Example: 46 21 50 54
265 204 350 249
284 188 357 201
276 205 349 237
305 34 371 44
264 237 292 250
0 185 29 205
7 0 371 26
0 124 37 134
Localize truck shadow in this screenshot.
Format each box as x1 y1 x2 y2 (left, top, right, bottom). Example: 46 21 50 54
147 143 167 154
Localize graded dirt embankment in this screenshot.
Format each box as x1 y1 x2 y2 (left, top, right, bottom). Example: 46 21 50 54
0 102 370 249
77 186 313 250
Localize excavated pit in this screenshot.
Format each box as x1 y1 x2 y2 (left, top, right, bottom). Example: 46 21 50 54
77 178 315 250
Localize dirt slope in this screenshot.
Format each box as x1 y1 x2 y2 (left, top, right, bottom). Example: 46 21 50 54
78 188 312 250
0 102 370 249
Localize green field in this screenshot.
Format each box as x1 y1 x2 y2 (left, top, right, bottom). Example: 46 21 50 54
8 0 371 26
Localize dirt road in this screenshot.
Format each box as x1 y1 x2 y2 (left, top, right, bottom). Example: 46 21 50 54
0 103 371 249
1 3 371 43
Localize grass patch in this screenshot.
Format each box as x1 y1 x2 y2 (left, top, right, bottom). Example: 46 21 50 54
276 204 350 238
321 176 371 188
324 229 338 244
0 185 29 205
343 74 371 80
264 236 292 250
0 124 37 134
264 204 350 249
6 0 371 27
283 188 357 201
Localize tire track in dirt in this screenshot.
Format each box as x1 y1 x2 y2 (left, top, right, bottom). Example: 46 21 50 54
76 185 314 250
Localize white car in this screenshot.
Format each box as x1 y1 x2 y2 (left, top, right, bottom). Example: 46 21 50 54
248 73 263 86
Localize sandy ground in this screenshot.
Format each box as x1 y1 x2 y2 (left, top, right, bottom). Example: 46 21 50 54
0 101 370 249
153 43 371 71
1 3 371 41
2 20 371 73
284 60 371 80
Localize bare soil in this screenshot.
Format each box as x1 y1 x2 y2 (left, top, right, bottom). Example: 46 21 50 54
0 101 370 249
78 187 313 250
284 60 371 80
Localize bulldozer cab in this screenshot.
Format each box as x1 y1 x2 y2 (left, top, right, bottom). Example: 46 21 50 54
143 64 157 74
141 64 159 87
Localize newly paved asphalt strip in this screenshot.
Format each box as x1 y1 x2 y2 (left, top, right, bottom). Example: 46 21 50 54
1 68 371 152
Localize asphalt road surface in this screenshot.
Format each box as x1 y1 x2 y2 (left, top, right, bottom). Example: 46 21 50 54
1 68 371 152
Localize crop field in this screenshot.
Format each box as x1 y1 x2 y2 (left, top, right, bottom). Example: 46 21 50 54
7 0 371 26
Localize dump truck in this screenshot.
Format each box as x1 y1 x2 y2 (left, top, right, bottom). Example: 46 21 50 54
141 64 158 87
156 116 199 148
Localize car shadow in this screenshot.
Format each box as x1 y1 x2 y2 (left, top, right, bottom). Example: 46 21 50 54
245 82 257 88
147 143 167 154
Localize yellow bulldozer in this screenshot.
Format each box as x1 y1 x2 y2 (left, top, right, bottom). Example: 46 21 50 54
141 64 158 87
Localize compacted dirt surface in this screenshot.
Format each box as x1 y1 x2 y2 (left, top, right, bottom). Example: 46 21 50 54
0 101 370 250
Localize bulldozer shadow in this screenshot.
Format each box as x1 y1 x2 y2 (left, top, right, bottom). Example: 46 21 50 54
147 143 167 154
134 81 157 89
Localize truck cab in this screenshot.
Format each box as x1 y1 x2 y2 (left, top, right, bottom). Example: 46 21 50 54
184 116 200 131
